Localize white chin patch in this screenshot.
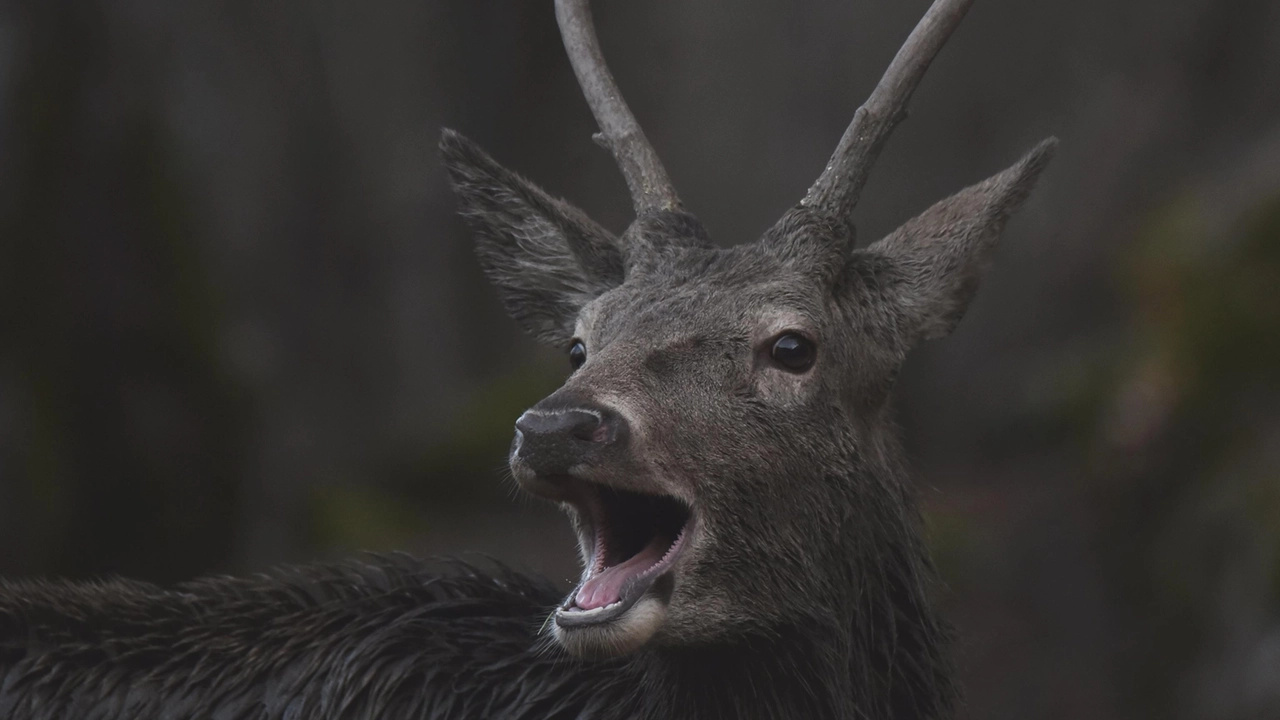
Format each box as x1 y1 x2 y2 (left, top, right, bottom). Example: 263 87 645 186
551 595 667 658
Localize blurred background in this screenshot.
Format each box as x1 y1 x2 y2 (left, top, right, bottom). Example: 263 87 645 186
1 0 1278 717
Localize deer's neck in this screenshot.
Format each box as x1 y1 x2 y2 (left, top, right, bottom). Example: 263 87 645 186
833 423 957 720
596 475 954 719
616 609 950 720
626 630 847 719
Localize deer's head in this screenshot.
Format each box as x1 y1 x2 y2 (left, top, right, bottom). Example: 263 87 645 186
442 0 1054 661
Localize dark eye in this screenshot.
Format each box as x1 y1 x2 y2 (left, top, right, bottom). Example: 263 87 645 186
568 340 587 370
770 333 815 372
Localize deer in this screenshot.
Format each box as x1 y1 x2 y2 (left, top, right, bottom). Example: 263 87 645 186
0 0 1055 718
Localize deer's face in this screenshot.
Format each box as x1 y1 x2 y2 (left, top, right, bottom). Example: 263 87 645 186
442 131 1052 658
523 242 893 657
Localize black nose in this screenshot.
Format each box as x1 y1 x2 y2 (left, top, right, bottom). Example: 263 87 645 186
514 407 623 476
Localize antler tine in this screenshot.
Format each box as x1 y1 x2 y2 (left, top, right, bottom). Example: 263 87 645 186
803 0 976 217
555 0 681 216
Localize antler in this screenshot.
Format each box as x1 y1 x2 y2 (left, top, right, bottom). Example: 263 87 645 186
555 0 681 216
803 0 976 218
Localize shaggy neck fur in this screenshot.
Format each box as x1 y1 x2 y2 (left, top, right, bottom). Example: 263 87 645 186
0 469 952 720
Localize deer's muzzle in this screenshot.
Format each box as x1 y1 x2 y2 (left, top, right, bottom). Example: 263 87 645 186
512 403 626 487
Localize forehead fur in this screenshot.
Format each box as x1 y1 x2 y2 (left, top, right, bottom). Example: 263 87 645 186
577 240 838 347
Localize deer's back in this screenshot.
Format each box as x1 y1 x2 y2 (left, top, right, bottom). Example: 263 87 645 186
0 558 625 720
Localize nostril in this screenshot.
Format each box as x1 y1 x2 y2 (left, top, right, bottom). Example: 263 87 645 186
515 409 617 446
567 412 604 443
589 423 611 444
511 407 625 477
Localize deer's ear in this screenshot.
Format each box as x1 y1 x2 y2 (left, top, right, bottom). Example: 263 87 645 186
857 138 1056 343
440 129 624 345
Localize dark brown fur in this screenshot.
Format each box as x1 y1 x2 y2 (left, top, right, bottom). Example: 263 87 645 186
0 0 1056 716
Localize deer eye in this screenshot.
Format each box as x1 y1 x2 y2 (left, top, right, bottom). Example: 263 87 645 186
568 340 587 370
770 333 815 373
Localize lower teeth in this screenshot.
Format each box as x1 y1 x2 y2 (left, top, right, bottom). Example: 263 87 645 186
565 600 621 616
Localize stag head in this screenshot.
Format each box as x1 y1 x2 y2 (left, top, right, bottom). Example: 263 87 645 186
442 0 1055 661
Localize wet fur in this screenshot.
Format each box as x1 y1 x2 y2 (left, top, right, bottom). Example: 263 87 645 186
0 557 915 719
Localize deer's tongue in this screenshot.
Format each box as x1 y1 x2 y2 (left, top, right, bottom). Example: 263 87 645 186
575 533 670 610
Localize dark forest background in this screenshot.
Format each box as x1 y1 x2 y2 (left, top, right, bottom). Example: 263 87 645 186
1 0 1279 717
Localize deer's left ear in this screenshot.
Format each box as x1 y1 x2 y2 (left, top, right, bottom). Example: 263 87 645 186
856 138 1057 343
440 129 624 346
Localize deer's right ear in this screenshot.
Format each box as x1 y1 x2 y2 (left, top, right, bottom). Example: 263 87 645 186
852 138 1057 345
440 129 624 345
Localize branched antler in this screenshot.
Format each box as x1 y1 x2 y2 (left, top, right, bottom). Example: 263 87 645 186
555 0 681 216
803 0 976 218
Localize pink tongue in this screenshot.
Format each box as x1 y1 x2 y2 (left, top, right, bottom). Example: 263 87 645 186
574 534 670 610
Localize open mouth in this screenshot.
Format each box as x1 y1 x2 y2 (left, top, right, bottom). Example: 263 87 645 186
556 482 693 629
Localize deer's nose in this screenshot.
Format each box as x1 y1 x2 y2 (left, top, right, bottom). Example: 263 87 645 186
513 407 622 476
